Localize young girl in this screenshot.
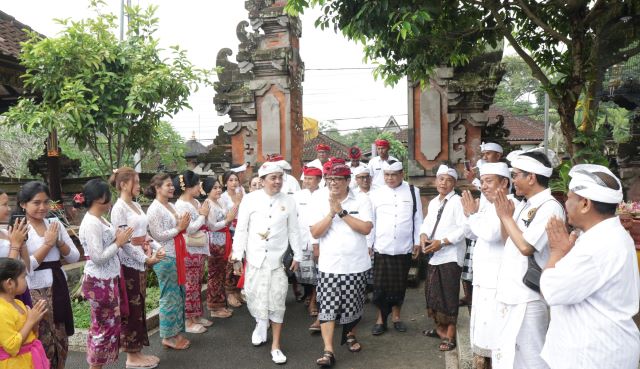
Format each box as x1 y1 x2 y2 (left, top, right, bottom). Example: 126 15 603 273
0 257 49 369
0 189 30 306
79 179 133 369
220 171 244 307
146 174 191 350
109 168 164 369
20 182 79 369
202 177 235 319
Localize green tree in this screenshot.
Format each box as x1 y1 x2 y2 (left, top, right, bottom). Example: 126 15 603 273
287 0 640 160
0 122 44 178
141 121 188 173
1 2 212 174
493 55 544 116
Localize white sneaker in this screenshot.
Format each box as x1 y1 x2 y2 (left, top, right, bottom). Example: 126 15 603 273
251 327 266 346
271 349 287 364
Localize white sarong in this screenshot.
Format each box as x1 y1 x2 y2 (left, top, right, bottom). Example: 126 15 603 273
244 263 288 323
470 285 500 357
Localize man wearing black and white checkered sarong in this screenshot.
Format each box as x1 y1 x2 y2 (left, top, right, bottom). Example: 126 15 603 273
309 161 373 366
368 160 423 336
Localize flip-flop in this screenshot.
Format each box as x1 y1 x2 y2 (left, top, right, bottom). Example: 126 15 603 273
439 338 456 351
346 335 362 353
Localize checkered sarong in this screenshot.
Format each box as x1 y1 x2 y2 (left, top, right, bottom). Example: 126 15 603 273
317 271 368 325
372 252 412 306
461 239 475 282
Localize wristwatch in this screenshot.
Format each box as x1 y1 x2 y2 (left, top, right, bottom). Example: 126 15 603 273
338 210 348 218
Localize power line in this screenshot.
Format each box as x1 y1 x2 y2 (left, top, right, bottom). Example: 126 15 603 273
306 67 375 71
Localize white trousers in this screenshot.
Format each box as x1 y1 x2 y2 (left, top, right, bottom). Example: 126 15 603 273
493 300 550 369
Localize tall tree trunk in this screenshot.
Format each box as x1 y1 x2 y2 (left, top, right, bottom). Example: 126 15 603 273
557 97 579 160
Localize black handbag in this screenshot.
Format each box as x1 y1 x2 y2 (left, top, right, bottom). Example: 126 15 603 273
520 199 564 292
522 255 542 292
282 245 295 279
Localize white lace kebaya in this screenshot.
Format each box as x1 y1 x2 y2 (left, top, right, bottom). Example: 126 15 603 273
79 213 120 280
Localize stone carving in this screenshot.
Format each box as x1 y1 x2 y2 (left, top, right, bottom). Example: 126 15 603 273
214 0 304 170
449 120 467 164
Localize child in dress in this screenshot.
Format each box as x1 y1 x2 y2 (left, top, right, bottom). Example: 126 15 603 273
0 257 49 369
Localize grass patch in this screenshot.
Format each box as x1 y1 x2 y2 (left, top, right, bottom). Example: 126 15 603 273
72 286 160 330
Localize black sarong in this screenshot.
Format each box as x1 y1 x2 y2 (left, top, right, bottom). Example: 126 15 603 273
35 260 74 336
372 252 412 324
424 262 461 325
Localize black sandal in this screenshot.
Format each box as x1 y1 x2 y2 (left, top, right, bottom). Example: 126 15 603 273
346 334 361 353
439 338 456 351
316 351 335 367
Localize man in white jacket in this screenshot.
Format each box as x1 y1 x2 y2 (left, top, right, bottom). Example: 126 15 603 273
231 161 303 365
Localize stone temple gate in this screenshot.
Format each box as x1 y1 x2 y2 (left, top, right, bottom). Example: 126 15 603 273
214 1 504 189
214 0 304 179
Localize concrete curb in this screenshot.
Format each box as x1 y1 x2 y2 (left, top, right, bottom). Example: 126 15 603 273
445 304 472 369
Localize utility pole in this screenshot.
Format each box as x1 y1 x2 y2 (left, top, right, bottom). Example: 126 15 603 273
543 92 550 156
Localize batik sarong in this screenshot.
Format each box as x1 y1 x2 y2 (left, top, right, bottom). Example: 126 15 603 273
207 241 227 309
184 253 206 318
82 275 121 366
153 257 186 338
294 248 317 286
120 266 149 352
29 287 68 369
244 264 288 323
425 262 462 325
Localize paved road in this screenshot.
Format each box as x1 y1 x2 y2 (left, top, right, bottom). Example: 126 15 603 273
67 282 446 369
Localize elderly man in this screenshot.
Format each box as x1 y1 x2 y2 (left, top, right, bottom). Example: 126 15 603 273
231 161 302 365
461 162 517 369
541 165 640 369
352 166 371 195
348 146 366 189
369 160 423 335
368 139 398 190
492 150 564 369
310 161 373 365
294 165 323 329
302 144 331 184
420 164 467 351
461 141 504 306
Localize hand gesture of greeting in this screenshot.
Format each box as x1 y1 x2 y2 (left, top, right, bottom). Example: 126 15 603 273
546 216 577 256
115 227 134 247
461 190 480 217
8 217 28 246
328 194 342 216
198 200 210 217
494 188 515 220
43 221 59 248
177 212 191 232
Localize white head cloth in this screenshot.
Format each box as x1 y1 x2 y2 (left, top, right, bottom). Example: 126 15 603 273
480 142 503 153
352 165 369 176
527 147 560 168
306 160 323 171
506 150 524 163
273 160 291 170
479 162 510 178
568 164 623 204
509 148 556 177
382 161 403 171
230 163 247 173
258 162 284 177
436 164 458 180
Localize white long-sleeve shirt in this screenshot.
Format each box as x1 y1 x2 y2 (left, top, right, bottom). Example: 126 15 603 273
370 182 423 255
540 217 640 369
465 196 518 288
175 199 208 256
111 199 160 271
205 199 229 246
147 200 179 257
419 191 466 266
231 190 302 270
293 189 319 252
368 155 399 190
282 173 301 195
496 189 565 305
80 213 120 280
26 218 80 290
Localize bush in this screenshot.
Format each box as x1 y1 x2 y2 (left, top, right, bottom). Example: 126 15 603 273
72 286 160 330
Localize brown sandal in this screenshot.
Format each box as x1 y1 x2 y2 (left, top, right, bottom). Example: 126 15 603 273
316 351 335 367
346 334 361 352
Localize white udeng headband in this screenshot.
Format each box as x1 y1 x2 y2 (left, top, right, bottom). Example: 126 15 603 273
258 162 284 177
479 162 510 178
568 164 623 204
511 155 553 177
382 161 403 171
352 165 369 176
273 160 291 170
480 142 503 153
436 164 458 180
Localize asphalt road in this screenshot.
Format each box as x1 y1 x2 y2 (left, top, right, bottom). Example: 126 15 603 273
66 282 446 369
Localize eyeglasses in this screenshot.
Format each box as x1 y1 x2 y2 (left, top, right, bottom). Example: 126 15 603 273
355 176 371 181
325 177 346 183
511 171 529 180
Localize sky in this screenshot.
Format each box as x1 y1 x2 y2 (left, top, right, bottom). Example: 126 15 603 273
3 1 408 143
